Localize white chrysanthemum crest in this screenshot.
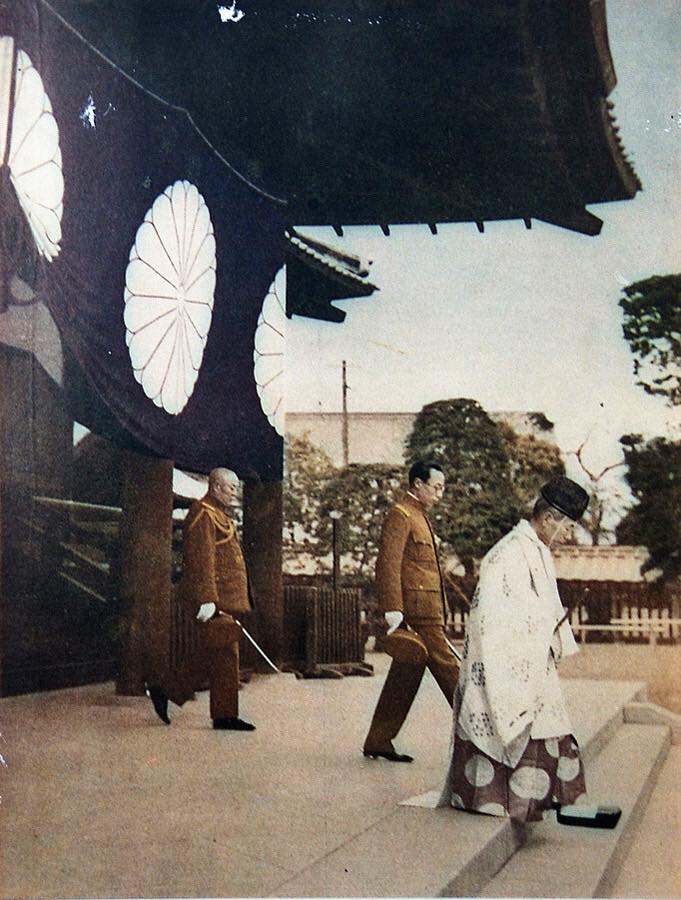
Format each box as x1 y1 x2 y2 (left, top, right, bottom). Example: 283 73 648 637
124 180 216 415
0 37 64 261
253 266 286 435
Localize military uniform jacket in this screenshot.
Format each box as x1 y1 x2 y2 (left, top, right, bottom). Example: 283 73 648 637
375 492 447 624
179 496 251 616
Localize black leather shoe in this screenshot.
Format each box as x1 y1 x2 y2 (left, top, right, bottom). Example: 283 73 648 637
363 749 414 763
213 717 256 731
146 685 170 725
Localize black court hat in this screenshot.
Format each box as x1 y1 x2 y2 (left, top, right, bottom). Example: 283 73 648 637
540 476 589 521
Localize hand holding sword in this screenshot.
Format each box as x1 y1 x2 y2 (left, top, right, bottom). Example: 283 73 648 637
216 610 282 673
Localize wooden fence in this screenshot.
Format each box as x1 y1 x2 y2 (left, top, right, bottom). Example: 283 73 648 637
558 579 680 644
443 575 680 644
283 583 371 676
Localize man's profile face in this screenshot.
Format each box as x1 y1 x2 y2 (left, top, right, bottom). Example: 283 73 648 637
412 468 445 510
536 509 573 547
213 471 240 508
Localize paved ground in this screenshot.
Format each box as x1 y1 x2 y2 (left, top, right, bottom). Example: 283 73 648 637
0 654 453 898
0 652 674 899
560 644 681 715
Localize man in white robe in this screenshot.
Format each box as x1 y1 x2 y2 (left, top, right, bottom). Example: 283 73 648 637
440 477 589 823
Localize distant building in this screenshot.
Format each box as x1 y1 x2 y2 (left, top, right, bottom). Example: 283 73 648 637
552 545 675 644
286 411 414 467
553 545 659 583
285 410 556 468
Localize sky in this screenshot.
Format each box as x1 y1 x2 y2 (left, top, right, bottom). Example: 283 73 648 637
285 1 681 482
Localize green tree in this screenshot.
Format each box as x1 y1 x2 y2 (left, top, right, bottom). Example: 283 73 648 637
315 463 405 577
405 399 519 570
497 421 565 513
616 434 681 579
283 434 336 558
620 274 681 406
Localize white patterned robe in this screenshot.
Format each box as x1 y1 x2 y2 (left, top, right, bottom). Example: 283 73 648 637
440 519 580 810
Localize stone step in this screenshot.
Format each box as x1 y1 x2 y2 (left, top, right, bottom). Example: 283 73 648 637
475 723 671 898
269 682 647 898
608 743 681 898
624 700 681 744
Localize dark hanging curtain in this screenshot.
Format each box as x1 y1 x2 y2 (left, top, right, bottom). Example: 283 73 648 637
1 0 286 478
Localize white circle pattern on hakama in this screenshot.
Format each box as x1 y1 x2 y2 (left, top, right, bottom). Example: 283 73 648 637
544 737 560 758
509 765 551 800
464 754 495 787
556 753 581 782
446 729 586 823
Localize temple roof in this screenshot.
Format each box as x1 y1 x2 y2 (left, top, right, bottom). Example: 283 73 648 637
285 229 378 323
41 0 641 236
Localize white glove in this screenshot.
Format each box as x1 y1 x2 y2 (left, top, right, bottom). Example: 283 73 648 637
384 610 404 635
196 602 217 623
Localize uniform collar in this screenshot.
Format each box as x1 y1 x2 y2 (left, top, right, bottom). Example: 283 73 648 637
202 495 230 517
403 491 426 512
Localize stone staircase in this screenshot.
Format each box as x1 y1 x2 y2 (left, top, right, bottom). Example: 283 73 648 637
476 722 670 898
271 680 675 898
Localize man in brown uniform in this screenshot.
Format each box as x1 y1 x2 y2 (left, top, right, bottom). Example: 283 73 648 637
363 460 459 762
147 468 255 731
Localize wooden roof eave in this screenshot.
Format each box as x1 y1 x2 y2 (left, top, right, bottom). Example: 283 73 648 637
284 229 378 323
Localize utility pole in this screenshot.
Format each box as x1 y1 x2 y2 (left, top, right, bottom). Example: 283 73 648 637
341 359 349 467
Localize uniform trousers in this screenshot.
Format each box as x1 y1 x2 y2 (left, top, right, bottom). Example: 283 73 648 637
364 622 459 752
164 616 240 720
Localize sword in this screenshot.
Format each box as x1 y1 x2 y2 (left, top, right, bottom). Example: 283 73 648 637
444 634 463 663
219 613 282 673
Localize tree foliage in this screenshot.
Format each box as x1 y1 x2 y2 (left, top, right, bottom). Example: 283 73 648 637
283 434 336 554
316 463 404 576
284 403 568 576
497 421 565 513
404 399 520 568
616 434 681 580
620 274 681 406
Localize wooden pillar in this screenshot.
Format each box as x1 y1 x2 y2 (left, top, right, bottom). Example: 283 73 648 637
116 451 173 695
242 479 283 668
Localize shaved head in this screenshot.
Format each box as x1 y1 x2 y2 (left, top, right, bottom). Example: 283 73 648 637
208 468 240 508
209 468 239 490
